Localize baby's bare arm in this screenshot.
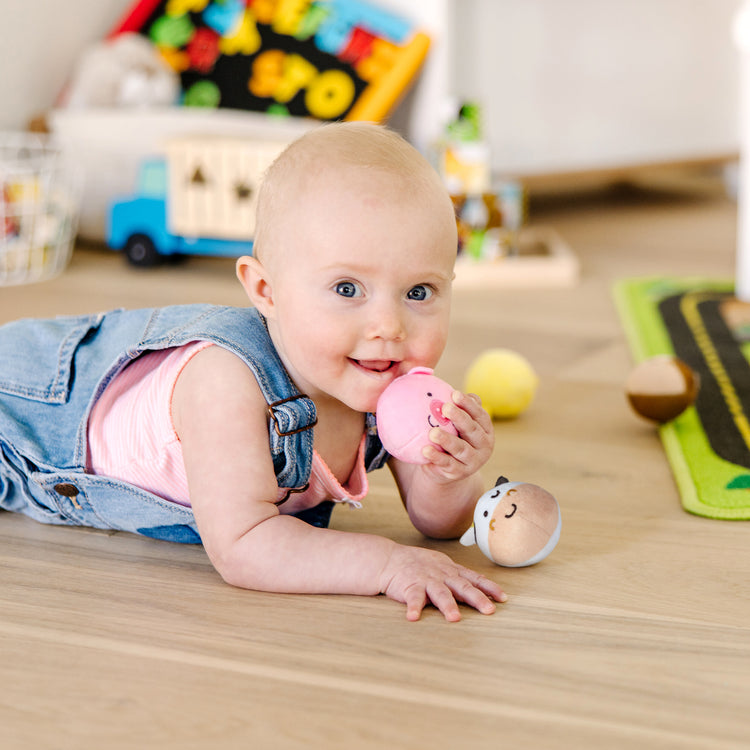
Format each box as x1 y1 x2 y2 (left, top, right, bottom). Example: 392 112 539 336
173 347 505 620
390 391 494 539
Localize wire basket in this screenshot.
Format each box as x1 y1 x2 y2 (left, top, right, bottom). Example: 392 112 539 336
0 132 81 286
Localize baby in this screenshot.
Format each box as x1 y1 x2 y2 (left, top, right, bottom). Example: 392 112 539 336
0 122 506 621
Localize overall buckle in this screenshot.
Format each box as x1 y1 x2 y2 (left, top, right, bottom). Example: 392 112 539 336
267 394 318 437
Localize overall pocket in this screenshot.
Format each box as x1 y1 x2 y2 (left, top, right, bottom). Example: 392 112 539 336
0 313 105 403
32 471 202 543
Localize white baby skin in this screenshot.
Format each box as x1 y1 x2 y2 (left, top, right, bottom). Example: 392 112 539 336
171 124 507 622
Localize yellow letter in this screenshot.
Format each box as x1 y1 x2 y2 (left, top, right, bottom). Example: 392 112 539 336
220 10 262 56
305 70 355 119
275 54 317 103
166 0 209 15
272 0 310 36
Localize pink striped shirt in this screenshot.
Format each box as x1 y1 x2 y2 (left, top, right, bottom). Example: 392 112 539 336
87 341 368 513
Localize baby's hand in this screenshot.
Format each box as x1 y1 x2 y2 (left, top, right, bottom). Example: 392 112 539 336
379 543 507 622
421 391 494 484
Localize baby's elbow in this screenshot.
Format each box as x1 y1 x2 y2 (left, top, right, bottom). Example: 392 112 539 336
201 508 280 590
212 549 247 589
205 535 260 590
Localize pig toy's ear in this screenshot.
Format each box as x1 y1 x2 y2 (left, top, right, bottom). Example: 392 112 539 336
495 476 509 487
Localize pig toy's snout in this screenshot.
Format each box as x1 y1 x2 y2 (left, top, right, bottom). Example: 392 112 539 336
430 399 451 426
376 368 458 464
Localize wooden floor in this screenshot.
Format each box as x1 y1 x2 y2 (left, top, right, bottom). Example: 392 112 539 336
1 171 748 749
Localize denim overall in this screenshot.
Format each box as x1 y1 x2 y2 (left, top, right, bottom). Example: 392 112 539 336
0 305 387 543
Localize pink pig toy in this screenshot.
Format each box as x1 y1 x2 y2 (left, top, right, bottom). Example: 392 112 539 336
376 367 458 463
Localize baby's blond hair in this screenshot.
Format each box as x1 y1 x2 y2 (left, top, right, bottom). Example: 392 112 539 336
253 122 450 261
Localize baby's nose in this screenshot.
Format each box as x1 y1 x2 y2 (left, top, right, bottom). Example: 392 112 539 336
369 306 405 341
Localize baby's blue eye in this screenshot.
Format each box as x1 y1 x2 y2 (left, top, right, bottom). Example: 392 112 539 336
335 281 362 298
406 285 432 301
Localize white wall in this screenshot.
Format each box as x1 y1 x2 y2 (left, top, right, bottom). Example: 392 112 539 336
453 0 743 176
0 0 127 130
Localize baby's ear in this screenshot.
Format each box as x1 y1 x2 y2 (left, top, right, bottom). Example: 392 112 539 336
236 255 275 317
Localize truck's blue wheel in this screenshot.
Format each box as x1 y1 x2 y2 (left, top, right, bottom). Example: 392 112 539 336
124 234 161 267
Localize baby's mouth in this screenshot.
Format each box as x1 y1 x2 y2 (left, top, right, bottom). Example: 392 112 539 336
351 358 399 374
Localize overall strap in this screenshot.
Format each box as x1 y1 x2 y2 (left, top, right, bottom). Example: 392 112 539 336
139 305 317 489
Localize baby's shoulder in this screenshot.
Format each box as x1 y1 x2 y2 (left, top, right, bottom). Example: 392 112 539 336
181 343 262 389
172 344 268 432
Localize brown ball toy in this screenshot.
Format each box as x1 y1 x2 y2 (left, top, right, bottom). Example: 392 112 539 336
625 355 700 423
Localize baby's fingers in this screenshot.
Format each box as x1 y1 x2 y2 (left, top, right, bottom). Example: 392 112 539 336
423 576 506 622
403 587 428 622
427 582 463 622
471 573 508 604
448 576 499 616
403 583 461 622
449 390 493 430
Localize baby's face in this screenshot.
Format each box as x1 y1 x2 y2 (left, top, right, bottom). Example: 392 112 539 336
265 166 457 413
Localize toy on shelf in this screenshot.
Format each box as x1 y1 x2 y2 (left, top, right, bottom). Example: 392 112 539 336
436 101 524 260
460 476 561 567
107 0 430 123
61 32 180 109
464 348 539 420
439 101 491 196
625 355 700 423
451 183 527 261
376 367 458 464
434 101 579 288
107 135 288 265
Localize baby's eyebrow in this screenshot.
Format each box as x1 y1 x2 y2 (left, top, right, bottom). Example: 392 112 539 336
319 263 364 274
425 273 454 283
318 264 454 286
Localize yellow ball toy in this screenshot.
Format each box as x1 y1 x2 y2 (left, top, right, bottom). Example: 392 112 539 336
465 349 539 419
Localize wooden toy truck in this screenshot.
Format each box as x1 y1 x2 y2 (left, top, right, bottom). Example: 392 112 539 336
107 135 287 265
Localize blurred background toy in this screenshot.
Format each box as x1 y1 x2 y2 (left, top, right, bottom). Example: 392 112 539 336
0 133 80 286
376 367 458 464
436 101 527 260
1 185 19 238
61 33 180 109
464 348 539 419
107 135 288 265
439 101 490 196
625 355 700 423
107 0 430 122
460 476 561 567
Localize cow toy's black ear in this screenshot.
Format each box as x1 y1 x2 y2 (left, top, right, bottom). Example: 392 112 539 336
495 476 509 487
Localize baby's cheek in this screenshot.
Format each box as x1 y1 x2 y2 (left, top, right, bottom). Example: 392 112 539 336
410 334 446 372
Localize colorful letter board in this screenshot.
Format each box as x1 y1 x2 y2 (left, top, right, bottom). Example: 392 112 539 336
111 0 430 122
